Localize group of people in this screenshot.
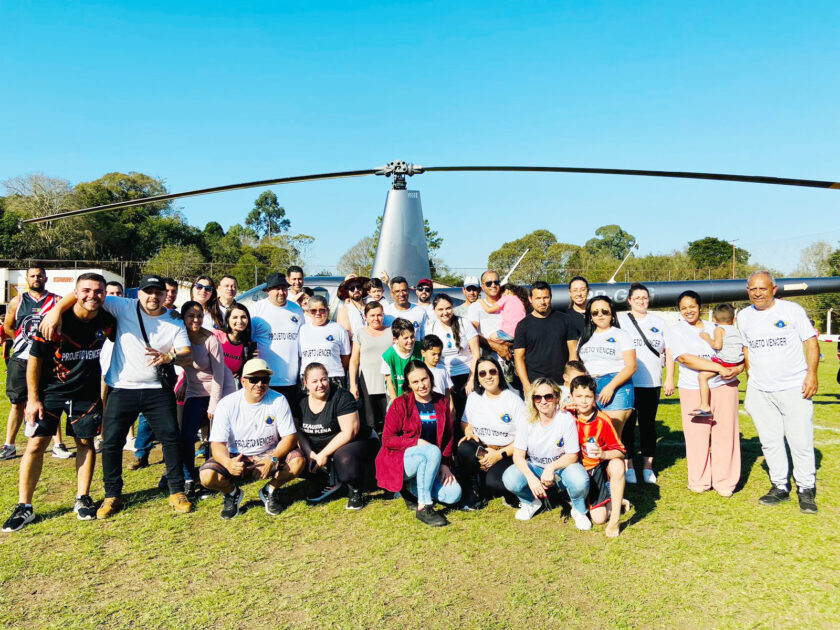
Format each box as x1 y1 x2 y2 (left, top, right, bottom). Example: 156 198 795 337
0 264 822 535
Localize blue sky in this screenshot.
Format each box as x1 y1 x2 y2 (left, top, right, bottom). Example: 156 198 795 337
2 1 839 274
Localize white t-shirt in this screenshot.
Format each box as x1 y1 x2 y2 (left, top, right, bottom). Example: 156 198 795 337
577 327 635 377
209 389 297 457
425 316 477 377
251 300 305 386
383 302 427 339
99 339 114 374
462 389 523 446
667 320 736 390
617 312 669 388
342 301 366 337
431 364 453 395
298 322 351 378
513 410 580 467
467 300 503 338
103 297 190 390
737 300 815 392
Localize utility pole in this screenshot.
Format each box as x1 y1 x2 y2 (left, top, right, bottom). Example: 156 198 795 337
730 239 740 279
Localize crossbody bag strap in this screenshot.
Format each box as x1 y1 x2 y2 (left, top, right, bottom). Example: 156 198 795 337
136 301 152 349
627 313 661 357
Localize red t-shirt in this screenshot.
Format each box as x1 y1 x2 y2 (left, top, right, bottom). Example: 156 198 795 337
575 410 625 471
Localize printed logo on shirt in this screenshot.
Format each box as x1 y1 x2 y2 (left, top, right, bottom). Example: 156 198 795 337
326 334 335 342
556 437 564 448
413 321 420 329
95 329 106 341
265 415 274 425
500 413 511 423
606 337 616 343
291 316 299 323
650 327 660 333
775 320 786 328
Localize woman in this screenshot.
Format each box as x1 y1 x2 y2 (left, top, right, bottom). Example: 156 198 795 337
426 294 480 424
501 378 591 528
299 287 315 323
457 355 522 510
336 275 369 337
191 275 224 330
297 363 379 510
180 301 235 492
576 296 636 434
617 283 675 484
298 295 351 387
348 301 392 433
375 360 462 527
669 291 743 497
214 303 257 384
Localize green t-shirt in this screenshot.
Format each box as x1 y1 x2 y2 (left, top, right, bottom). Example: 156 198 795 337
381 342 423 396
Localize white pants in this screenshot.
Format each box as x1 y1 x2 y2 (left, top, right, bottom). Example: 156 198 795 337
744 385 815 490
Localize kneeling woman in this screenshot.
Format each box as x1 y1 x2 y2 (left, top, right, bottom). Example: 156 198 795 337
375 360 462 527
502 377 591 529
297 363 379 510
457 355 522 510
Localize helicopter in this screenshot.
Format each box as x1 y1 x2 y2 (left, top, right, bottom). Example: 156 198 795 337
23 160 840 312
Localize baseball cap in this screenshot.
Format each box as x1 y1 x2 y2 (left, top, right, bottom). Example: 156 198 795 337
139 274 166 291
417 278 433 288
463 276 480 289
265 272 290 289
241 358 274 377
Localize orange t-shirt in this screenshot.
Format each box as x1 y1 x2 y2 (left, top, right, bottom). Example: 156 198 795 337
575 410 625 471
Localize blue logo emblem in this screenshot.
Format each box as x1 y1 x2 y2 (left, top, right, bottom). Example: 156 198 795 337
651 327 660 333
95 329 105 340
413 321 420 328
775 320 786 328
291 316 298 323
556 437 564 448
606 337 616 343
265 416 274 425
501 413 511 423
326 335 335 342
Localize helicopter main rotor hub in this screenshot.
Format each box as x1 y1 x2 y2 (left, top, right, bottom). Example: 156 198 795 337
375 160 425 189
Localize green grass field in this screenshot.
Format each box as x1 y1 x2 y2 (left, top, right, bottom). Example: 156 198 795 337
0 344 838 629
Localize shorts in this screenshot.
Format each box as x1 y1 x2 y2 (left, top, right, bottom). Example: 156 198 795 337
270 385 302 415
594 373 634 411
586 462 612 510
6 358 28 404
198 448 304 484
32 399 103 440
711 356 744 368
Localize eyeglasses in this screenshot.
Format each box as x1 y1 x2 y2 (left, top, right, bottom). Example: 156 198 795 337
478 368 498 378
533 393 556 403
591 309 612 316
310 308 328 314
243 375 270 385
194 284 213 292
484 280 500 287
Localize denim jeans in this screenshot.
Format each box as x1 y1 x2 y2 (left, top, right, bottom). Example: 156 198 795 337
403 443 462 506
594 373 635 411
502 460 590 514
133 414 155 459
180 397 210 482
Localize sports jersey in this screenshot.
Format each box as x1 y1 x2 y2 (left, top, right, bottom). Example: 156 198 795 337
667 320 736 390
30 308 115 402
380 343 422 396
737 299 815 392
575 410 625 471
250 299 304 386
513 410 579 467
425 316 477 377
577 327 635 376
383 303 427 339
617 312 669 388
11 291 59 360
462 388 523 446
298 321 351 378
209 389 296 457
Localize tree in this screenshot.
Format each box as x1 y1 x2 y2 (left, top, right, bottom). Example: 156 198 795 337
584 225 636 259
687 236 749 269
142 244 206 281
338 236 376 276
794 241 835 276
245 190 290 239
488 229 581 284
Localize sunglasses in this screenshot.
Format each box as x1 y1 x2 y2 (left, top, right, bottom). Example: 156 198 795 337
243 375 270 385
310 308 328 314
347 284 363 291
478 368 498 378
416 286 432 292
484 280 500 287
533 393 556 403
465 286 480 292
591 309 612 316
194 284 213 292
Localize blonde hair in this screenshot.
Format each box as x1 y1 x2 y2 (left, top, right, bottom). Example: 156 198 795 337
524 377 563 424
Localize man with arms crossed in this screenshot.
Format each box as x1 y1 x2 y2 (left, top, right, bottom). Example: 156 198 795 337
739 271 819 514
3 274 115 532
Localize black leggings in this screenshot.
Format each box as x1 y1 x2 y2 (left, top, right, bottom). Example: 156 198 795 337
331 436 380 487
450 374 470 431
359 374 387 434
622 386 661 458
456 439 514 498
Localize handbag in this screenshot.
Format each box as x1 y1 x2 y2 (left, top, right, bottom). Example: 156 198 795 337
136 301 177 390
626 313 662 361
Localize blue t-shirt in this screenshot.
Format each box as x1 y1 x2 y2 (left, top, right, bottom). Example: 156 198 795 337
416 401 438 445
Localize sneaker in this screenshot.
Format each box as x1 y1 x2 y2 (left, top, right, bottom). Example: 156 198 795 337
797 487 818 514
688 409 713 418
259 484 284 516
51 443 74 459
73 495 97 520
123 437 136 452
515 498 543 521
759 485 790 506
415 505 449 527
168 492 193 514
346 486 365 511
306 481 344 505
460 488 485 512
569 506 593 530
400 489 418 511
625 468 637 484
2 504 34 532
642 469 657 484
96 497 123 519
0 444 17 460
220 487 244 520
93 436 103 453
127 455 149 471
184 479 195 496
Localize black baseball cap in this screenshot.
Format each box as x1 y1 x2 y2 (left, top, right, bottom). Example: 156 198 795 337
265 272 290 290
139 274 166 291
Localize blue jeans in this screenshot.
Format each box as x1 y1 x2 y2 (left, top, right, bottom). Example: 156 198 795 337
180 397 210 482
133 414 155 459
403 443 462 506
594 373 635 411
502 460 590 514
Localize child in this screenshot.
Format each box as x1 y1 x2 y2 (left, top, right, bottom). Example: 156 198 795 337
366 278 389 305
478 284 529 343
421 334 454 415
560 360 588 410
380 317 422 401
571 375 630 539
690 304 745 418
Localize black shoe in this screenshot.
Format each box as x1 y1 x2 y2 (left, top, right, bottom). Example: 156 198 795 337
306 481 344 505
346 486 365 511
400 489 418 511
2 504 34 532
460 489 485 512
194 485 213 501
73 495 97 521
184 480 195 496
797 487 818 514
221 487 244 519
415 505 449 527
259 484 284 516
758 485 790 506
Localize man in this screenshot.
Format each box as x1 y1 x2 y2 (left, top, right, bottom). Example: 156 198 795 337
415 278 434 317
467 270 509 359
251 273 305 415
383 276 427 339
287 265 306 307
97 281 124 453
336 275 368 337
513 281 578 393
453 276 480 319
739 271 820 514
39 274 194 518
198 359 303 519
1 266 71 460
217 275 238 320
2 274 115 532
162 278 178 311
564 276 589 340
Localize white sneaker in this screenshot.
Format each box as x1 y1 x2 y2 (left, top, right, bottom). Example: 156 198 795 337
643 469 657 484
514 498 543 521
123 437 136 452
570 507 593 530
51 443 74 459
625 468 637 484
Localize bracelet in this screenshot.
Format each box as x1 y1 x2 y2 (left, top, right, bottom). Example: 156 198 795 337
168 349 177 362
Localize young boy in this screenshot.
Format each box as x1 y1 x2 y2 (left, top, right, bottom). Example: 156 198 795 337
690 304 745 418
571 375 630 539
381 318 422 401
560 360 588 410
421 334 454 415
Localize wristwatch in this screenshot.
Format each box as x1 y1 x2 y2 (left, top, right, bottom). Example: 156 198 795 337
270 456 279 473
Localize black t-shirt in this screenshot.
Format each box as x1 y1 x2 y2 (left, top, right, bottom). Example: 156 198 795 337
30 309 116 402
416 401 439 445
298 387 358 450
513 309 573 382
562 307 585 341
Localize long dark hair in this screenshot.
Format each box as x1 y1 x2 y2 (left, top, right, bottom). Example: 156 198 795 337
224 302 253 346
502 283 531 314
578 296 620 350
432 294 461 348
402 360 436 398
191 275 224 329
472 354 510 394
